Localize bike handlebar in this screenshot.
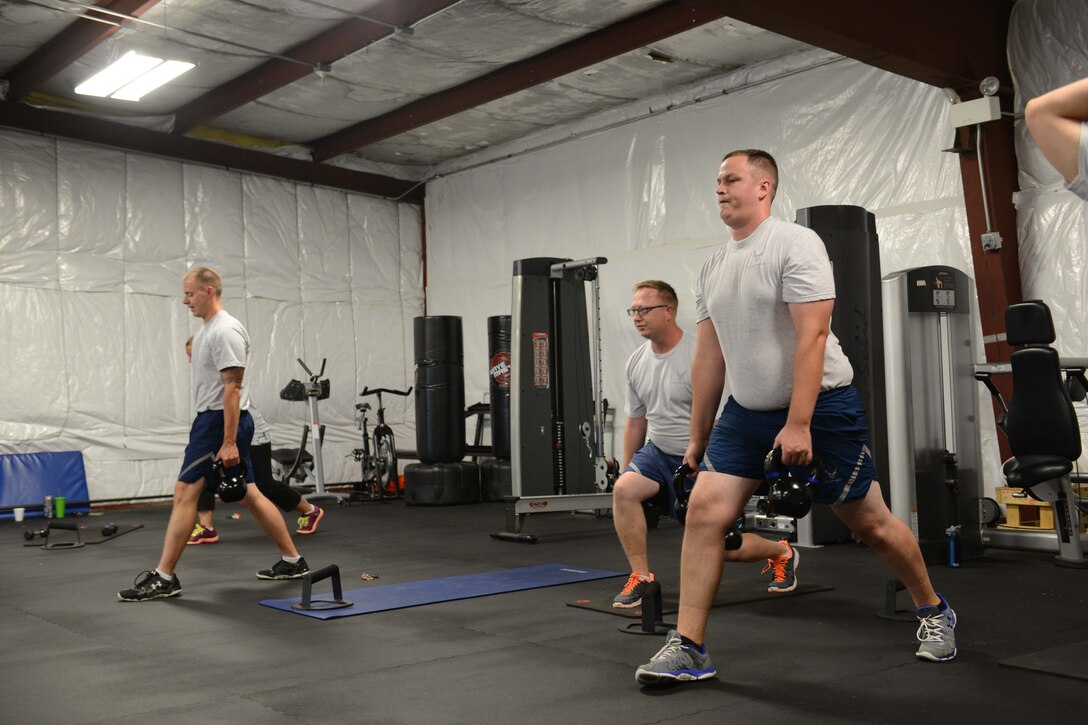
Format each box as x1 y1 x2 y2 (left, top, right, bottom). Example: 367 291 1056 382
360 386 413 398
297 357 327 379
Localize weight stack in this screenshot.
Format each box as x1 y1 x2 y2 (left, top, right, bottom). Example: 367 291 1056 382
414 316 466 464
481 459 512 502
487 315 512 460
404 462 481 506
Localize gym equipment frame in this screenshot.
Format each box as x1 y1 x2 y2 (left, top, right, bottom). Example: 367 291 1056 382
493 256 617 543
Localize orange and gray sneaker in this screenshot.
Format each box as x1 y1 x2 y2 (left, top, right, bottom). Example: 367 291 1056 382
613 572 655 608
187 523 219 545
296 505 325 535
762 540 799 593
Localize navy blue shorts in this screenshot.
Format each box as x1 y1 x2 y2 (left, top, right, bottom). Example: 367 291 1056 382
179 410 255 492
625 441 685 517
703 386 875 505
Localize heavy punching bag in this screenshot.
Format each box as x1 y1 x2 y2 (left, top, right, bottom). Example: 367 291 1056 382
414 316 465 464
487 315 512 460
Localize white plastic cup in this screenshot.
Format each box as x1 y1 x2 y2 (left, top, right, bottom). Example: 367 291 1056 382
13 507 25 522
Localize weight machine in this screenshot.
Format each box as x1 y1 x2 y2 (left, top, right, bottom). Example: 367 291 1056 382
492 257 619 543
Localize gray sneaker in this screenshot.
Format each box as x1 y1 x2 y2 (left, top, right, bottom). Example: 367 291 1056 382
613 572 654 608
763 540 799 593
635 630 717 686
915 594 957 662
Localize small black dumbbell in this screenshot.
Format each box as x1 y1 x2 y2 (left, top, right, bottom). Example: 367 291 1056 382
23 529 48 541
101 523 119 537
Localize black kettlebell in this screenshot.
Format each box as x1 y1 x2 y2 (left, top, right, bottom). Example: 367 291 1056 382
672 463 694 524
214 459 250 503
763 447 822 519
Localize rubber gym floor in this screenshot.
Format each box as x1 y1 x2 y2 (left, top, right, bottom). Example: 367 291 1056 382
1 499 1084 724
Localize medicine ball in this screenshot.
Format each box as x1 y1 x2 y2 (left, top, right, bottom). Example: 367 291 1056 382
214 459 250 503
762 448 822 519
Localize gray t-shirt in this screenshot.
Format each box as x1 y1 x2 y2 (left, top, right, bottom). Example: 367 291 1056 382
1065 121 1088 201
624 331 695 456
191 310 251 413
250 405 271 445
694 216 853 411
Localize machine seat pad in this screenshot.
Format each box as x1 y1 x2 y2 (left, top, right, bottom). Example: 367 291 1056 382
271 448 312 466
1003 455 1073 489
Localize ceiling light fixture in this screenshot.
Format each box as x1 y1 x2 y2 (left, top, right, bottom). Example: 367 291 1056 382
75 51 194 101
647 50 674 64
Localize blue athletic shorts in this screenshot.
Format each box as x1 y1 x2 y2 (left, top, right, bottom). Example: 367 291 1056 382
703 386 875 505
179 410 255 492
625 441 686 516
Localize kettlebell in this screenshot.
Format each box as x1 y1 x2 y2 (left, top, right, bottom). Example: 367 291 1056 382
763 447 822 519
214 459 250 503
672 463 694 524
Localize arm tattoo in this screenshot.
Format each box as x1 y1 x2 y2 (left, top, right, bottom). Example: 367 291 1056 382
220 367 245 386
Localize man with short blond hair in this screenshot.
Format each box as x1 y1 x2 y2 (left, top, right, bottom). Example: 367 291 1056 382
118 267 311 601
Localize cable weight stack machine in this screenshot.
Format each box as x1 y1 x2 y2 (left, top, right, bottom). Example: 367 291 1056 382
491 257 618 542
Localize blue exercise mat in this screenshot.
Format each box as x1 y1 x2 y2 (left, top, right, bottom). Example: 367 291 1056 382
260 563 624 620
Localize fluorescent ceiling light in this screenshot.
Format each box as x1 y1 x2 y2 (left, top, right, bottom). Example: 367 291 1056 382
75 51 194 101
112 60 195 101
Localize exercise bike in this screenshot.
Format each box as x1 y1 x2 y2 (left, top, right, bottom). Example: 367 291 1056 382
285 357 348 505
351 386 412 501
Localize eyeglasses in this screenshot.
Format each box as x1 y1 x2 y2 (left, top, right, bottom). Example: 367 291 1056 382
626 305 669 317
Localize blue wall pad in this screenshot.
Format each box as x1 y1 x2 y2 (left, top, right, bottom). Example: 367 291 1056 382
0 452 89 520
260 563 624 620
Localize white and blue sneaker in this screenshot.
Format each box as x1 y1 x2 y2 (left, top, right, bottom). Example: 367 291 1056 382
915 593 957 662
635 630 717 686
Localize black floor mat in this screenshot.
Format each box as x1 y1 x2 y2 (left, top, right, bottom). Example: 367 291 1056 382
568 581 833 618
999 640 1088 681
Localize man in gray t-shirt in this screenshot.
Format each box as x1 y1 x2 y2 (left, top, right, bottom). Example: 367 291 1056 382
119 267 311 602
610 280 694 609
1026 76 1088 201
636 150 958 688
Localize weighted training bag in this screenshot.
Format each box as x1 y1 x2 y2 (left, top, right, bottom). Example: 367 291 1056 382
414 316 465 464
487 315 512 460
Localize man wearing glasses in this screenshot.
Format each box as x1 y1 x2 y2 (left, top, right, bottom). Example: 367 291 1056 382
610 281 696 609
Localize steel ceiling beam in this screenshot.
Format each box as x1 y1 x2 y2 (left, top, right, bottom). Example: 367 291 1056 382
4 0 162 103
172 0 459 134
0 101 422 202
683 0 1014 93
308 0 725 163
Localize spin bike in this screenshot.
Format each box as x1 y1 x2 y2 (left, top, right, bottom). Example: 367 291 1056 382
351 386 412 501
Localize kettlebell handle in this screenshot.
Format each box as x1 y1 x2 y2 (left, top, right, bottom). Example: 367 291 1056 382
764 447 824 485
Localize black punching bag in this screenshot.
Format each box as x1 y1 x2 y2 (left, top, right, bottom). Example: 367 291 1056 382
795 205 888 493
487 315 512 460
414 316 465 464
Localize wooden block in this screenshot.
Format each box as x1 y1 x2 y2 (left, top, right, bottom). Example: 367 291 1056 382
996 486 1047 507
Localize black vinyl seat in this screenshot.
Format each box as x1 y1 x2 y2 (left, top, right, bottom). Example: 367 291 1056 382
1002 301 1081 495
1000 300 1086 567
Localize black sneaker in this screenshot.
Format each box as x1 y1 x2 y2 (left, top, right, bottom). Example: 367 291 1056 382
118 570 182 602
256 556 310 580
